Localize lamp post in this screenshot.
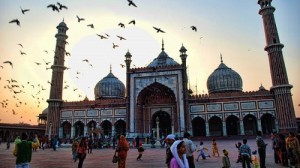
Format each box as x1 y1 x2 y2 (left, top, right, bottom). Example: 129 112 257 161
48 121 52 141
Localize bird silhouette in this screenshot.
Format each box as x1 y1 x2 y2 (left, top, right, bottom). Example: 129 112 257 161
128 0 137 7
20 7 30 14
191 26 197 32
117 35 126 40
105 33 110 37
82 59 89 63
9 19 20 26
153 26 165 33
44 50 48 54
20 51 26 55
97 34 108 39
43 59 51 65
3 61 13 68
18 44 23 48
118 23 125 28
128 20 135 25
120 64 125 68
66 52 71 56
112 43 119 49
47 4 59 12
35 62 41 66
57 2 68 10
76 15 85 22
87 24 94 28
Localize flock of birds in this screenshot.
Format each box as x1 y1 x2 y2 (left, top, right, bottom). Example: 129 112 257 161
2 0 204 124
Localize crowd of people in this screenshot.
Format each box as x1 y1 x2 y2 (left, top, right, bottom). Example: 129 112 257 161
5 130 300 168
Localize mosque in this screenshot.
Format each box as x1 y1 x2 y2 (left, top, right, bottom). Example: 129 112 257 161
42 0 297 139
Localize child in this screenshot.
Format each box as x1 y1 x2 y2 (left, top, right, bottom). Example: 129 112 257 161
222 149 231 168
235 142 242 163
212 138 220 157
251 150 260 168
136 141 144 160
196 141 210 161
72 139 79 162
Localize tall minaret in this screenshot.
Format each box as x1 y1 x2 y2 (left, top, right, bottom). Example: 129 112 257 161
46 21 68 138
258 0 297 132
124 51 132 134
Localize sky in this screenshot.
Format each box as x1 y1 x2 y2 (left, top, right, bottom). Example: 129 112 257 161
0 0 299 125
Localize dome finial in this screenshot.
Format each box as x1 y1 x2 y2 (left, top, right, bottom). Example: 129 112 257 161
110 64 112 73
220 53 223 63
162 39 164 51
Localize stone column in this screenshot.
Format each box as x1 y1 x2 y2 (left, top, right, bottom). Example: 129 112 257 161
71 126 74 139
205 121 210 137
84 125 88 137
112 125 115 137
275 120 279 133
257 119 262 132
222 121 227 136
59 127 63 139
156 117 160 139
239 121 245 135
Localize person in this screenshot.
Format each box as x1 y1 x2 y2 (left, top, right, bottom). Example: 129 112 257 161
112 136 116 149
272 132 279 164
165 134 176 168
256 131 267 168
135 136 140 148
182 132 196 168
77 137 88 168
52 136 58 151
7 137 11 150
32 135 40 152
212 138 220 157
251 150 260 168
239 139 252 168
278 133 288 166
72 139 79 162
222 149 231 168
169 140 189 168
13 133 34 168
286 132 299 168
196 141 210 161
235 142 242 163
136 141 145 160
116 135 130 168
87 137 93 154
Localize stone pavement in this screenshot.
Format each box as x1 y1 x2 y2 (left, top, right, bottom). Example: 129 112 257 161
0 138 285 168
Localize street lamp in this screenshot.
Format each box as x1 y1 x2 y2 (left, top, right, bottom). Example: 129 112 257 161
48 121 52 141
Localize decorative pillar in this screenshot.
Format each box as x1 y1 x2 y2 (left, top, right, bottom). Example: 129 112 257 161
84 125 88 137
59 127 63 139
71 126 74 139
156 117 160 139
205 121 210 137
112 125 115 137
257 119 262 132
239 121 245 135
48 122 53 140
222 121 227 136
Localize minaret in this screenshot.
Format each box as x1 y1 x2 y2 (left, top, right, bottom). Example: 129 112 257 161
124 51 132 133
46 21 68 138
258 0 297 132
179 44 190 131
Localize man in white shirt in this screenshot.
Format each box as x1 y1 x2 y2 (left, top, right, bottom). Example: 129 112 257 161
183 132 196 168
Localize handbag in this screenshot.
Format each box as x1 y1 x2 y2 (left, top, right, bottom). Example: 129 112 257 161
112 146 118 163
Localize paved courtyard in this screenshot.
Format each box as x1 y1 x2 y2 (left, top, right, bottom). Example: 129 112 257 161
0 138 285 168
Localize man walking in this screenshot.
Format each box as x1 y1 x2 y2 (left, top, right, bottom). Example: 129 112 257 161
13 133 33 168
239 139 252 168
256 131 267 168
183 132 196 168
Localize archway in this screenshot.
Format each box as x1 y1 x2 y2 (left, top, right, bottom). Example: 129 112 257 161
243 114 257 135
101 120 112 137
115 120 126 137
74 121 84 138
261 113 276 135
192 117 206 136
61 121 71 139
152 111 171 138
87 120 97 138
226 115 240 136
209 116 222 136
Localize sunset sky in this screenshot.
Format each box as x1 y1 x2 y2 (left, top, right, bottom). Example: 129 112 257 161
0 0 299 125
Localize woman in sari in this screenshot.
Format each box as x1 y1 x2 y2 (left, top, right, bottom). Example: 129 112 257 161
117 135 130 168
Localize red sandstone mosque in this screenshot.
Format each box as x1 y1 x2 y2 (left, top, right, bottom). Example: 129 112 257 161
43 0 297 139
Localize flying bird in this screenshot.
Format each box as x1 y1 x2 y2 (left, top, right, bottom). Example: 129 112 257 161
76 15 85 22
128 0 137 7
191 26 197 32
43 59 51 65
153 26 165 33
20 7 30 14
97 34 108 39
118 23 125 28
18 44 23 48
3 61 13 68
9 19 20 26
112 43 119 49
120 64 125 68
66 52 71 56
57 2 68 10
87 24 94 28
128 20 135 25
47 4 59 12
82 59 89 63
105 33 110 37
44 50 48 54
117 35 126 40
20 51 26 55
35 62 41 66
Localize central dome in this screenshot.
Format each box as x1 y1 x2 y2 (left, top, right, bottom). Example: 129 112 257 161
207 59 243 94
94 68 125 99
